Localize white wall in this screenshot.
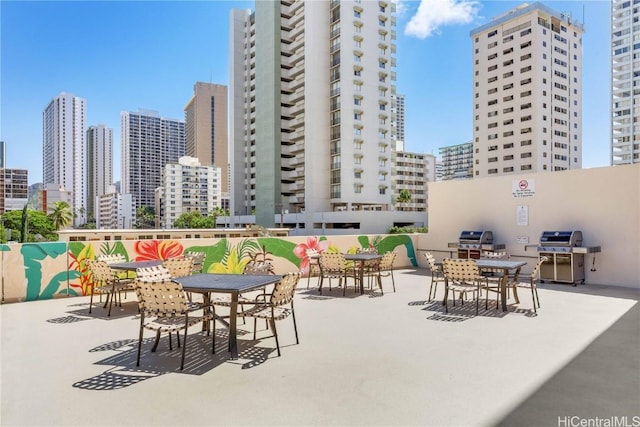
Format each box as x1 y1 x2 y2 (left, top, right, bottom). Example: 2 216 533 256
417 164 640 288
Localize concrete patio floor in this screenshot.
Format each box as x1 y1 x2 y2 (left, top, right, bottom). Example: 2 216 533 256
1 268 638 427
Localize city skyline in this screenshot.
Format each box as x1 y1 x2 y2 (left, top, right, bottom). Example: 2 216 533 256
1 0 611 185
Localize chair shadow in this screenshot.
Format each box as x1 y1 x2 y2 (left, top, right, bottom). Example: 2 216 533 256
297 285 374 300
73 325 280 390
48 300 139 323
411 298 517 321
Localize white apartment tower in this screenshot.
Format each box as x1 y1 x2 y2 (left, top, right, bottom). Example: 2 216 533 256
121 109 185 210
230 1 397 228
43 92 87 226
394 94 405 143
471 3 583 177
184 83 229 204
87 125 113 223
612 0 640 164
160 156 222 229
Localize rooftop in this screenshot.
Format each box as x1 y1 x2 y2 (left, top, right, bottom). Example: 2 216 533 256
1 268 638 426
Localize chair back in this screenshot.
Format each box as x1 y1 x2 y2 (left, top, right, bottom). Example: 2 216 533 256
163 257 193 278
184 252 206 274
442 258 481 282
531 256 548 281
319 253 346 274
356 247 378 254
136 265 171 281
97 254 126 264
378 251 396 270
482 251 509 260
424 252 441 273
269 272 302 307
87 260 115 284
244 261 274 275
134 279 188 317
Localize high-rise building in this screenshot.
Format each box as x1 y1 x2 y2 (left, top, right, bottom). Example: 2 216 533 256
471 3 583 177
439 141 474 180
612 0 640 165
43 92 87 225
96 185 135 229
392 146 435 212
230 1 397 227
159 156 222 228
394 94 405 143
121 109 185 210
0 169 28 213
87 125 113 224
184 82 229 208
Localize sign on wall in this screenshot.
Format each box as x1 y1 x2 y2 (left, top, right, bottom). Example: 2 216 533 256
516 205 529 226
512 178 535 198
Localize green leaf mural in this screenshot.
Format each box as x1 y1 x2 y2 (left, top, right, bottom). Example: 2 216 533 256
22 242 68 301
377 235 417 266
185 240 229 272
257 237 300 268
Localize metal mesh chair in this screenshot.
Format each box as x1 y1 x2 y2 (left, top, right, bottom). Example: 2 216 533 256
136 265 172 282
442 258 487 315
513 256 547 313
86 259 135 316
424 252 445 302
184 252 206 274
163 257 193 279
374 251 396 293
318 253 357 296
134 278 215 370
97 254 127 264
240 272 302 356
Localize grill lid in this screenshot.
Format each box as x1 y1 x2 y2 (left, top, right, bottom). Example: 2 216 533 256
539 230 583 247
459 230 493 244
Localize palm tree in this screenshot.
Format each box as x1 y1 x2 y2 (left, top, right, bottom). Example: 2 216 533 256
49 201 73 230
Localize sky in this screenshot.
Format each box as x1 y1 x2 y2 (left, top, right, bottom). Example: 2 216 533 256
1 0 611 185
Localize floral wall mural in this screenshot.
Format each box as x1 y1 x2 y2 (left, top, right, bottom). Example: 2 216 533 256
0 234 418 303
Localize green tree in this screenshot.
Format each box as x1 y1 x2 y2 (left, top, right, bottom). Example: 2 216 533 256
134 206 156 229
49 201 73 230
2 209 57 242
397 189 412 204
173 211 216 229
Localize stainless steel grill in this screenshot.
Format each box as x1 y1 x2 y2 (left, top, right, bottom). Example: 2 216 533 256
536 230 601 285
448 230 505 259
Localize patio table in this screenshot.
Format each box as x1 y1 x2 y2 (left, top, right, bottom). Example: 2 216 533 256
173 273 282 360
438 258 526 311
344 253 382 294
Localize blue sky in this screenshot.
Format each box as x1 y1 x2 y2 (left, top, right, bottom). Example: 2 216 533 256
1 0 611 185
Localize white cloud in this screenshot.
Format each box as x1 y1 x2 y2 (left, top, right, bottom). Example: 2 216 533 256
405 0 480 39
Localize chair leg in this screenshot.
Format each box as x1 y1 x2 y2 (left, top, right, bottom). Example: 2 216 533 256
152 330 161 352
532 287 538 313
89 288 95 314
390 271 396 292
180 326 188 371
137 323 144 367
270 318 281 356
291 307 299 345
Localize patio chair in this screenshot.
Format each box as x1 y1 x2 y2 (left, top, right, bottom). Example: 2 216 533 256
244 261 274 275
424 252 445 302
442 258 487 315
371 251 397 294
97 253 127 264
136 265 172 281
134 278 215 370
86 259 135 316
163 257 193 279
184 251 206 274
240 272 302 356
512 256 547 313
318 253 358 296
305 249 321 289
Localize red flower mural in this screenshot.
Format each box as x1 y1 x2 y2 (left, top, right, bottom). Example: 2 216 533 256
134 240 184 261
293 236 330 275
